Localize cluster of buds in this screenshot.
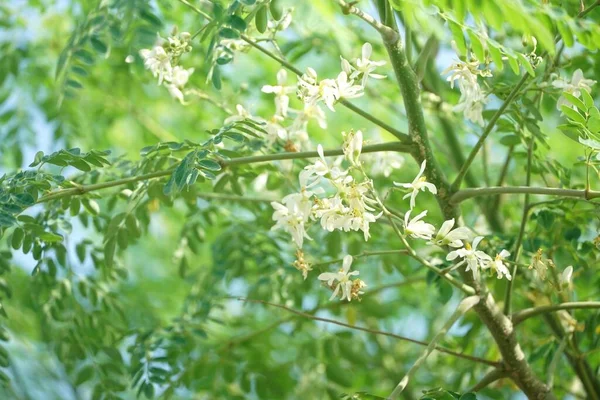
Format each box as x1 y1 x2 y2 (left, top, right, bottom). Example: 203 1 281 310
293 249 312 280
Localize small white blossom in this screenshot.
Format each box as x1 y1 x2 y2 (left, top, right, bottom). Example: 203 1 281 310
318 255 364 301
394 160 437 210
483 249 512 280
552 69 596 110
404 210 435 240
442 58 490 126
271 192 313 248
429 218 471 248
335 71 364 100
342 130 363 166
447 236 492 278
164 66 194 103
262 69 294 117
302 145 347 187
139 46 172 84
352 42 387 86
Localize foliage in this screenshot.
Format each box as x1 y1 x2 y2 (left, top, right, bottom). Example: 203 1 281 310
0 0 600 399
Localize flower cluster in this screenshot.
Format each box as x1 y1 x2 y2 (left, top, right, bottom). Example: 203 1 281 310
271 130 381 248
393 161 513 281
222 43 385 152
442 56 491 126
139 31 194 104
297 43 385 112
552 69 596 110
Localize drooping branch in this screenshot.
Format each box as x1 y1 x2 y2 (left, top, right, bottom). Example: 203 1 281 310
512 302 600 325
236 297 500 367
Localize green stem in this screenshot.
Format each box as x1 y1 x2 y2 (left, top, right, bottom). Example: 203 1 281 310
451 74 529 191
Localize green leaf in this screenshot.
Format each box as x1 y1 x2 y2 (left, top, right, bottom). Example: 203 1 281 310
11 228 24 249
82 198 100 215
580 89 594 110
219 27 239 39
228 15 247 31
561 105 586 125
516 53 535 77
499 135 520 147
447 20 466 57
104 237 116 267
561 92 587 113
467 30 484 62
75 365 95 385
198 159 222 171
256 5 268 34
270 0 283 20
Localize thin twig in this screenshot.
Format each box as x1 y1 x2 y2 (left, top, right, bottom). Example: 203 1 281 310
468 368 508 393
236 297 499 367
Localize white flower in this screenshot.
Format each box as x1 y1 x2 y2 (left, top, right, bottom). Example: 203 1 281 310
352 42 386 86
442 58 490 126
429 218 471 248
318 255 362 301
394 160 437 210
528 249 548 280
335 71 364 100
139 46 172 84
447 236 492 278
560 265 573 287
455 89 488 126
342 130 363 166
483 249 512 280
262 69 294 117
302 145 347 187
404 210 435 240
442 59 481 90
164 66 194 103
271 191 313 247
553 69 596 110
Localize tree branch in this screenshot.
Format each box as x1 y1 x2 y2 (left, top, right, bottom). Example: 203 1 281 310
512 302 600 325
450 186 600 204
334 0 399 42
37 141 412 203
468 368 508 393
236 297 500 367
